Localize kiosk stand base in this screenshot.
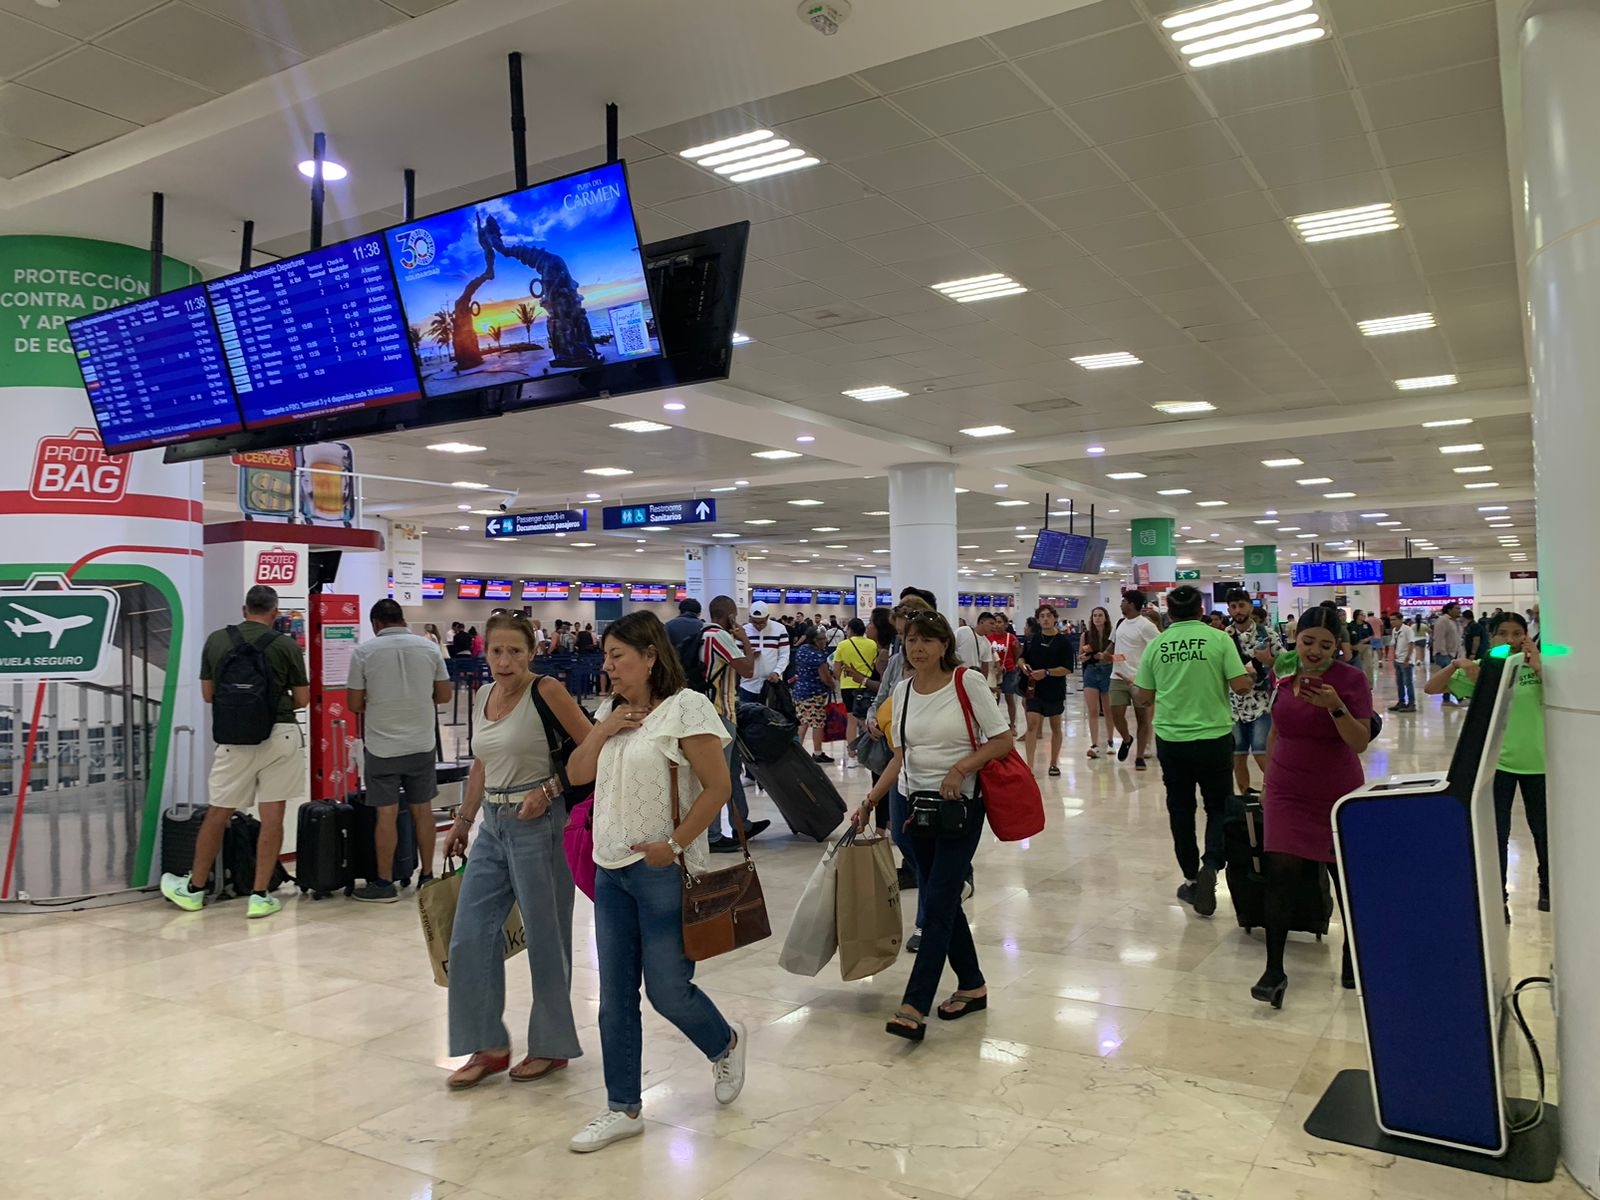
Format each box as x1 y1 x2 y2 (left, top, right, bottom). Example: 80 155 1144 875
1306 1070 1560 1182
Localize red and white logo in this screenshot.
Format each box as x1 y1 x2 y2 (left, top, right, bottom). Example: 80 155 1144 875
29 429 129 504
256 549 299 585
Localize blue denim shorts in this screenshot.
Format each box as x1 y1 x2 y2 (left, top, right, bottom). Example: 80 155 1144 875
1233 712 1272 755
1082 663 1113 693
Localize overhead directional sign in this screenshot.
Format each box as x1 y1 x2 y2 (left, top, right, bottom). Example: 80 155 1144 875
0 574 119 680
601 498 716 531
485 509 588 538
1174 568 1202 581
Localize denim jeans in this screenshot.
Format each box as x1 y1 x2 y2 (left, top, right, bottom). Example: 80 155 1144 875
1394 663 1415 707
1155 734 1232 880
902 792 987 1017
712 717 752 840
447 800 581 1060
596 861 734 1112
888 785 924 929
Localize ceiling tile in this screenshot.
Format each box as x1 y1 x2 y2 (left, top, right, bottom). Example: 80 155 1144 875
385 0 454 12
636 107 769 158
1190 222 1307 277
856 38 997 93
849 224 966 265
889 64 1047 135
18 45 217 125
1249 134 1380 188
1101 122 1236 178
977 235 1089 274
1306 236 1423 288
1164 190 1280 237
751 281 848 313
1342 4 1498 87
96 2 301 92
1127 263 1224 296
1269 171 1389 215
740 260 802 294
188 0 403 56
745 216 836 259
0 11 74 80
0 129 63 176
943 110 1086 172
1190 41 1348 115
838 139 974 192
1097 239 1204 277
1222 92 1365 155
1027 256 1135 305
742 76 874 126
1012 23 1179 108
626 154 726 206
860 287 952 318
1387 149 1509 200
652 186 787 230
0 0 163 39
891 173 1013 221
1360 58 1500 130
991 149 1122 200
1063 77 1212 144
1331 0 1492 34
801 195 923 240
1068 211 1172 255
934 205 1054 247
739 163 868 212
769 242 884 279
1133 158 1259 208
809 268 915 301
0 83 136 151
1033 183 1152 229
777 99 926 161
1375 108 1505 166
985 0 1142 57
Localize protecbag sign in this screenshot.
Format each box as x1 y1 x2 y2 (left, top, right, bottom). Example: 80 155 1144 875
29 428 129 504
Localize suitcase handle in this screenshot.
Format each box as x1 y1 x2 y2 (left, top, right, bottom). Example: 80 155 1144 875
168 725 196 818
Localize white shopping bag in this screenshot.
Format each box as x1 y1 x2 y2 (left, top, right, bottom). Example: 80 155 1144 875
779 837 844 976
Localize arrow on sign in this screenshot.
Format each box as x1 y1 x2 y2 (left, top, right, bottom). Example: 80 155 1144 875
695 501 711 520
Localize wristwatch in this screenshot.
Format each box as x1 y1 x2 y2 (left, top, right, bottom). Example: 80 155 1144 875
667 836 685 859
1331 707 1348 719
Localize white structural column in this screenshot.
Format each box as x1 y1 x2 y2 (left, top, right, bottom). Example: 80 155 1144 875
702 544 739 605
1517 6 1600 1193
888 462 958 622
1016 571 1040 619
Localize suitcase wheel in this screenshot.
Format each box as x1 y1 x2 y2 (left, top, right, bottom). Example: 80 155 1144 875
1315 934 1323 942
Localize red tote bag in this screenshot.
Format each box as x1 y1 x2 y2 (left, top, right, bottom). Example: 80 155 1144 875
953 668 1045 841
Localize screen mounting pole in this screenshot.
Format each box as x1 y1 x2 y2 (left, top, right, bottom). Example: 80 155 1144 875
402 168 416 222
606 102 619 163
239 220 254 273
509 53 528 189
1043 492 1051 531
149 192 164 296
309 131 326 251
1089 504 1095 539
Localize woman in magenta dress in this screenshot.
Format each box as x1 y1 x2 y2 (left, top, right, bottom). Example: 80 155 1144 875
1254 606 1372 1009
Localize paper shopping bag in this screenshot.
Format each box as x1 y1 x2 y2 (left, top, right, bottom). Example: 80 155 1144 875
417 859 526 988
834 831 902 981
779 839 843 976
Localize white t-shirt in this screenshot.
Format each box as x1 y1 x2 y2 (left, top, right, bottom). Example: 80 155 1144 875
1112 615 1161 681
591 689 730 874
1392 624 1416 665
954 625 996 673
892 669 1010 797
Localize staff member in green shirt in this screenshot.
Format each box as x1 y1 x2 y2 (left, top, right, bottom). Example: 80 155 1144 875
1424 611 1548 918
1133 586 1253 917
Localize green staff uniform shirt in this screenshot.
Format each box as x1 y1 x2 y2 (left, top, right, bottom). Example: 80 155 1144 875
1133 620 1248 743
1451 662 1546 774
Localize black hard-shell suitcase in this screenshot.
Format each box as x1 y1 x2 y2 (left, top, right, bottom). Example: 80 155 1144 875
348 800 418 891
159 725 215 890
1223 794 1331 936
748 740 848 842
296 800 354 899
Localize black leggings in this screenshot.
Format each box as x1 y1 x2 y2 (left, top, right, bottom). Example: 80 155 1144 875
1263 851 1351 982
1492 771 1548 899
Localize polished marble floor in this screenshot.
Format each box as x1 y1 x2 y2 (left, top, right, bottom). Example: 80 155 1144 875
0 684 1575 1200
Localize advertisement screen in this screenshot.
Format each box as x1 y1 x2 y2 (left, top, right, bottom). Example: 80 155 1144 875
206 235 421 426
456 577 484 600
483 578 513 601
67 283 242 452
389 161 659 399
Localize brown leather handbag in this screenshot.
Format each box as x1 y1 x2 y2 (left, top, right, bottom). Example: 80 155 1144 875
670 764 772 961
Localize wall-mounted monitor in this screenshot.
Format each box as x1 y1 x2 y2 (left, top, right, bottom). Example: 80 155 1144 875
456 577 484 600
1028 528 1109 574
784 588 813 605
422 575 446 599
521 580 570 601
483 578 513 601
876 590 894 607
815 589 844 605
674 585 687 601
1382 557 1435 585
750 587 781 604
629 583 670 601
579 581 624 600
1291 560 1384 587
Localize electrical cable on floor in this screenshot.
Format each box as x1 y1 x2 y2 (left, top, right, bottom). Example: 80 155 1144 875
1506 975 1553 1134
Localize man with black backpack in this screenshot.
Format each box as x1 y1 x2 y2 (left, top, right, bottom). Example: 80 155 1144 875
160 585 308 919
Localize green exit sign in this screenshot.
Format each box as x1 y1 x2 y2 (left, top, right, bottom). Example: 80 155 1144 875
1174 568 1202 581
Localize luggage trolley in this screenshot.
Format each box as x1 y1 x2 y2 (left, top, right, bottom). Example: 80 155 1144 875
1305 650 1559 1181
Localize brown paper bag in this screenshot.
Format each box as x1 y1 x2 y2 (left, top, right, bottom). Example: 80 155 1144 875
417 865 526 988
834 832 902 981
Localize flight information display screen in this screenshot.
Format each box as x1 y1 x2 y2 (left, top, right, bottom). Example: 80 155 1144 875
207 236 421 427
1029 529 1108 574
388 161 660 399
1291 560 1385 587
67 283 242 452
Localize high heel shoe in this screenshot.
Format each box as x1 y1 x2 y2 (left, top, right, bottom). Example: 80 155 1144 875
1251 971 1288 1009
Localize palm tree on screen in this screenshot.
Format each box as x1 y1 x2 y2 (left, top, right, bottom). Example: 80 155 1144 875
428 309 453 355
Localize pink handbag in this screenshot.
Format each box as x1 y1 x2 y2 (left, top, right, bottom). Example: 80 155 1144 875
562 795 597 899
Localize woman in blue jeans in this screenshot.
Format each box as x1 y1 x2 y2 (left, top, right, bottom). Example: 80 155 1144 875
563 611 745 1153
441 613 594 1089
852 610 1013 1041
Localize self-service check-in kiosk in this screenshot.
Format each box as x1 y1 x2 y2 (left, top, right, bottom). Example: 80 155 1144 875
1305 651 1558 1181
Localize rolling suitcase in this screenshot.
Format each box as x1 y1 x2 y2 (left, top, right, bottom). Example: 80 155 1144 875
748 740 848 842
220 811 292 900
1224 794 1331 937
158 725 214 890
349 800 419 891
296 800 354 899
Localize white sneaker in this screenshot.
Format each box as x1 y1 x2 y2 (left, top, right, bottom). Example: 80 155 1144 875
569 1110 644 1153
712 1022 747 1105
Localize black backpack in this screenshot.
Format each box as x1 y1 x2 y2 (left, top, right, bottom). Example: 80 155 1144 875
212 625 282 745
674 622 710 694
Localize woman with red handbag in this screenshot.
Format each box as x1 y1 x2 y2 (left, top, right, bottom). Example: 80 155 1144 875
850 610 1014 1043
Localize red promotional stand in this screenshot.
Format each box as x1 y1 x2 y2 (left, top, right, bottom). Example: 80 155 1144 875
310 593 362 803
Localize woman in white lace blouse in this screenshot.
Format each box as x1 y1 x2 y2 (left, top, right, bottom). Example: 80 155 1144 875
562 611 746 1154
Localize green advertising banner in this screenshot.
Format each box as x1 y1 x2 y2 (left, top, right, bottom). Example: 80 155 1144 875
0 235 200 388
1244 545 1279 575
1131 517 1176 557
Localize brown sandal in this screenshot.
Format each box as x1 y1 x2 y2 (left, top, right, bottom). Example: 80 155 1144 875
510 1056 569 1082
447 1050 510 1090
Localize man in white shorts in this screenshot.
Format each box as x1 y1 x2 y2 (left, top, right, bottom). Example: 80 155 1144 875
161 585 309 918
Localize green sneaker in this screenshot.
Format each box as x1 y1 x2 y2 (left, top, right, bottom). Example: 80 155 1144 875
247 893 282 920
160 872 205 912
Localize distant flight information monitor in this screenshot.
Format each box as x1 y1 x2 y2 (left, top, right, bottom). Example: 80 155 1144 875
1028 529 1109 574
68 283 241 452
389 161 660 399
206 236 421 426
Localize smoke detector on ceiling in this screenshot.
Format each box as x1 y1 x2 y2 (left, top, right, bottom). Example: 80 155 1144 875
798 0 850 35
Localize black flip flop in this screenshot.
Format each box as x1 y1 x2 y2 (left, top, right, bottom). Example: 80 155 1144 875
936 993 989 1021
885 1010 926 1041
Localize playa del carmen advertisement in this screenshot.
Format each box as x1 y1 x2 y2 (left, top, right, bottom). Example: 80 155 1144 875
389 161 660 398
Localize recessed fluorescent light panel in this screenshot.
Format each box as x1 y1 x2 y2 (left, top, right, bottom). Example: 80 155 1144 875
1161 0 1327 67
995 499 1030 507
1439 443 1485 454
1157 488 1192 496
679 129 821 183
751 449 802 460
731 332 752 345
844 386 909 402
1152 401 1216 415
1106 471 1147 480
450 480 490 489
1397 374 1458 390
610 419 671 433
1291 202 1399 243
1479 505 1509 512
1454 465 1494 474
1072 351 1143 370
1297 477 1333 485
1261 457 1303 468
786 499 824 506
1324 491 1357 499
428 442 485 453
1358 312 1436 336
933 273 1028 303
1195 500 1229 507
1464 482 1501 489
960 425 1014 438
582 467 632 477
1424 418 1473 428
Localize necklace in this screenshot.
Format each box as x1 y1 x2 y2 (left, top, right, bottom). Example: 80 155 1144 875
487 675 533 720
